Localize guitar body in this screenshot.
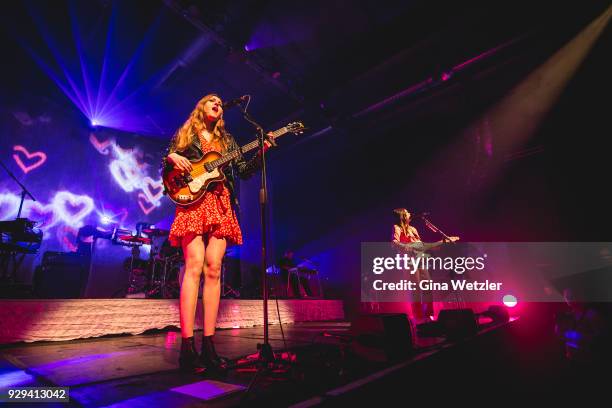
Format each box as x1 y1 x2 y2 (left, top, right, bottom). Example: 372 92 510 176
162 122 305 206
163 151 226 206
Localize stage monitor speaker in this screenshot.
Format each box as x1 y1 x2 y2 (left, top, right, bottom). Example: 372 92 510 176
350 313 414 362
34 251 89 298
437 308 478 339
484 305 510 323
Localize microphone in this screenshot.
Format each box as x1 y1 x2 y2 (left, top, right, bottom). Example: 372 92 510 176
412 212 430 218
222 95 249 110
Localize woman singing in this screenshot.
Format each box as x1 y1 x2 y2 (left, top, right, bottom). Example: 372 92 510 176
392 208 458 322
162 94 268 373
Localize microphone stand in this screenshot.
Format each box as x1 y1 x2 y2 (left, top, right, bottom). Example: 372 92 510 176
236 102 286 397
419 214 463 306
0 160 37 218
420 214 452 243
0 160 37 283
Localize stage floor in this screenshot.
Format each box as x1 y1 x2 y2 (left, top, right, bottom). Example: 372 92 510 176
0 321 352 406
0 317 519 407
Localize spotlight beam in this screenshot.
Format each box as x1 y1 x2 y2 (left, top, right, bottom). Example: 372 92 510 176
97 10 164 119
404 4 612 209
99 60 178 122
69 1 95 120
487 5 612 155
16 39 84 116
24 3 91 118
94 4 118 120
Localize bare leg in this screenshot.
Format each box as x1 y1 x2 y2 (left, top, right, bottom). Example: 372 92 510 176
179 234 205 338
202 235 226 336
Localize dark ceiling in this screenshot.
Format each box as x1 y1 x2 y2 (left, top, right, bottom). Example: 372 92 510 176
2 0 608 142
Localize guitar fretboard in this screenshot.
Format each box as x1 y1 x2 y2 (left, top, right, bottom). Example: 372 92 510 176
206 126 288 170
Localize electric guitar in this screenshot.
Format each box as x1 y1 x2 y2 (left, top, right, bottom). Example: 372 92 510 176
163 122 305 206
397 236 460 256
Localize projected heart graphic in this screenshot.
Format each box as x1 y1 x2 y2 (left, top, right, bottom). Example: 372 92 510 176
102 207 129 226
143 177 164 203
0 193 21 220
24 201 58 230
89 132 113 155
115 208 129 226
51 191 95 227
110 159 139 192
57 226 78 252
137 193 156 215
13 111 34 126
13 145 47 174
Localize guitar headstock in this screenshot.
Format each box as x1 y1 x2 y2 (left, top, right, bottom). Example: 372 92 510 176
285 121 306 135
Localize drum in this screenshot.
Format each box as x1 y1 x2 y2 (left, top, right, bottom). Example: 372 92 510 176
146 251 183 299
159 239 181 258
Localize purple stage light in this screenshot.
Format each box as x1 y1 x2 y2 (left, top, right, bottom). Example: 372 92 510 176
100 214 113 225
14 2 174 135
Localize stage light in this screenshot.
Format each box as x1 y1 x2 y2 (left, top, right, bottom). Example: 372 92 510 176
503 294 518 307
100 214 113 225
440 71 452 81
244 44 250 51
15 2 175 134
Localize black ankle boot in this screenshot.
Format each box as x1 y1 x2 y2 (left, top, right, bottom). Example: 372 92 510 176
179 336 206 374
201 334 229 372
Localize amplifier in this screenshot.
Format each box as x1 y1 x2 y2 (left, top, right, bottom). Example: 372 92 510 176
33 251 90 298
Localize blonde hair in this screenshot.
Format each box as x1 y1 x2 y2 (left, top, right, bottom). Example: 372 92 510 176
393 208 410 235
173 94 231 151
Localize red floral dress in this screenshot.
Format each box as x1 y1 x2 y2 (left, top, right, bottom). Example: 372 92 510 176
168 135 243 247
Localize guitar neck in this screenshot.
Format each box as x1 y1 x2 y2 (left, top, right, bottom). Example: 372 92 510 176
399 240 444 253
208 126 289 169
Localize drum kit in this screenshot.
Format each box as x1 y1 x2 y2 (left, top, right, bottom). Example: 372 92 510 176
112 224 182 298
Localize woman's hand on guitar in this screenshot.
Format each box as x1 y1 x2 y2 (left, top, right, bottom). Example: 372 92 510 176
167 153 193 172
445 236 460 243
263 140 272 152
257 132 275 154
261 133 275 153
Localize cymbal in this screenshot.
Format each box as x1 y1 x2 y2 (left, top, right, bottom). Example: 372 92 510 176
142 228 169 236
117 235 151 245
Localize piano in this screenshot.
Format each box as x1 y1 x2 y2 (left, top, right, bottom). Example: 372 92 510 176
0 218 43 254
1 218 43 282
